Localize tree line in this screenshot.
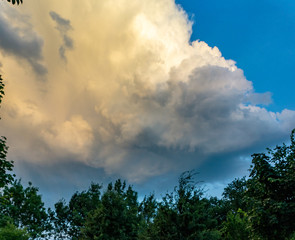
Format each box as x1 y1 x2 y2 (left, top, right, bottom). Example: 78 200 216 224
1 75 295 239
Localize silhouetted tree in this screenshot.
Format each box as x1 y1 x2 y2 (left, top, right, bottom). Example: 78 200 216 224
222 177 248 212
0 76 14 194
0 137 14 190
51 183 102 239
2 0 23 5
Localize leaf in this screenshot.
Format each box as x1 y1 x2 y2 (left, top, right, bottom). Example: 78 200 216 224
5 0 23 5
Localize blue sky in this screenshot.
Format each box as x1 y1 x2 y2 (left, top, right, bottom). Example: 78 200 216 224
0 0 294 205
178 0 295 112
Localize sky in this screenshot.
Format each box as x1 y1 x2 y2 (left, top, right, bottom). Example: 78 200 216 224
0 0 294 205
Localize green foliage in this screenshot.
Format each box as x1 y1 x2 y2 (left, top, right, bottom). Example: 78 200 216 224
246 129 295 240
139 194 157 224
0 76 14 190
49 199 70 239
138 194 158 239
0 180 50 239
0 215 30 240
0 137 14 189
149 171 221 240
0 223 30 240
82 179 140 240
221 209 251 240
289 232 295 240
222 177 248 212
206 197 228 229
51 183 102 239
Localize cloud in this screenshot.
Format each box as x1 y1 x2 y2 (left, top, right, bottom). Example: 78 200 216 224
49 11 74 61
0 0 294 197
0 6 47 75
245 92 273 106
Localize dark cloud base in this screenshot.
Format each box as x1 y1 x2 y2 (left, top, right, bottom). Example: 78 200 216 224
13 130 287 207
0 8 47 75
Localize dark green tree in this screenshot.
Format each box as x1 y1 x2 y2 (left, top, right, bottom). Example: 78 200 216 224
82 179 140 240
0 180 50 239
49 199 70 239
139 194 157 224
222 177 248 212
0 137 14 190
205 197 229 230
51 183 102 239
246 129 295 240
221 209 251 240
138 194 158 239
150 171 221 240
0 76 14 190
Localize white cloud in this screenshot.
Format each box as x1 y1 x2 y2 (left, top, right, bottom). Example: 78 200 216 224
0 0 294 187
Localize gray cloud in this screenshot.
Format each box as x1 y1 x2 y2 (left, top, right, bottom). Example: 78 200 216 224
245 92 273 106
0 9 47 75
49 11 74 61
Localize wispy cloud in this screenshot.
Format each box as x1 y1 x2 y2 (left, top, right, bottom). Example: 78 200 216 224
49 11 74 61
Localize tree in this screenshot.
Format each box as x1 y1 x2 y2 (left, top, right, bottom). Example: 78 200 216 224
204 197 229 231
0 223 30 240
150 171 221 240
222 177 248 212
221 209 251 240
82 179 140 240
0 75 4 106
0 180 50 239
0 75 15 211
51 183 102 239
0 137 14 189
2 0 23 5
139 194 157 224
246 129 295 240
0 76 14 190
138 194 158 239
49 199 70 239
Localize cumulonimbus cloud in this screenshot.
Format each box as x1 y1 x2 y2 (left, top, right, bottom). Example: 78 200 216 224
0 0 294 186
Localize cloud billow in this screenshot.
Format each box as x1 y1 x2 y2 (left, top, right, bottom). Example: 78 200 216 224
0 0 294 194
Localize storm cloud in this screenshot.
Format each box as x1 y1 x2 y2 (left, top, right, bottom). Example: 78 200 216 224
0 0 294 199
0 5 47 75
